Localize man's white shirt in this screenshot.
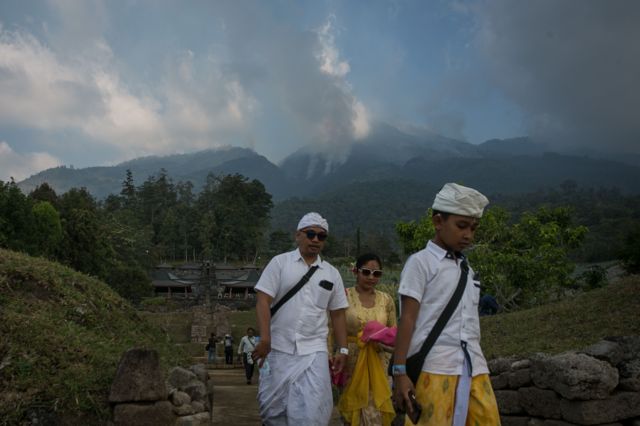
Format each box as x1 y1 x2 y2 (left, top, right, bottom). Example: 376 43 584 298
398 240 489 376
238 336 257 354
255 248 348 356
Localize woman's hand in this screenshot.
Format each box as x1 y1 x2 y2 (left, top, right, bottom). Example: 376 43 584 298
252 339 271 367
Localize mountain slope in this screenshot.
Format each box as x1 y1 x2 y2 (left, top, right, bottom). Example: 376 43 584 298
16 123 640 201
17 147 269 199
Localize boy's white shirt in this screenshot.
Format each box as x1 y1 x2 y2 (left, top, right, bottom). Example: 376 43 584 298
398 240 489 376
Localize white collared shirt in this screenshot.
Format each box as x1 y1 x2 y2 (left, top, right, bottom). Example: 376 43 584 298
255 248 349 356
238 335 257 354
398 240 489 376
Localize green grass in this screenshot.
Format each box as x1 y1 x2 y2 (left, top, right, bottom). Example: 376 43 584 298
0 249 190 425
480 275 640 359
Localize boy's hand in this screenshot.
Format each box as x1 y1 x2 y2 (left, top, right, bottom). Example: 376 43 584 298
252 339 271 367
393 374 416 415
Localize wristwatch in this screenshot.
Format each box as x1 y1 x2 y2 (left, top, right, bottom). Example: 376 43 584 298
338 347 349 356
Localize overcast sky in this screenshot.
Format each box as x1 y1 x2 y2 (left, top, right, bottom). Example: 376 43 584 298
1 0 639 181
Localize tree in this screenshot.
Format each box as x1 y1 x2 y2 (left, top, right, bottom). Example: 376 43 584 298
30 201 63 258
0 179 35 252
28 183 59 208
105 264 152 303
268 230 293 256
196 173 273 262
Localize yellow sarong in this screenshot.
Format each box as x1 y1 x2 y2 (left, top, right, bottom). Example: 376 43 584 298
407 371 501 426
338 335 395 426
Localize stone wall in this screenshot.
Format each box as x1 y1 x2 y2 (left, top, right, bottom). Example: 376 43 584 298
491 336 640 426
109 348 213 426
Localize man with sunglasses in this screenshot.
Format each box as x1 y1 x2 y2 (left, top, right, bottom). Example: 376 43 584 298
253 212 349 426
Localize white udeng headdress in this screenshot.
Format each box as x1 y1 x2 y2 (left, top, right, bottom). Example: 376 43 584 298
432 183 489 218
296 212 329 232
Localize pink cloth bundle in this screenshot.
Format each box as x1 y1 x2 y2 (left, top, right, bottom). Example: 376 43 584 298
360 320 397 346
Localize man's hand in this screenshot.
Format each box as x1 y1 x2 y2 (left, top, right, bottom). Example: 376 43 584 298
331 353 348 375
252 339 271 367
393 374 416 415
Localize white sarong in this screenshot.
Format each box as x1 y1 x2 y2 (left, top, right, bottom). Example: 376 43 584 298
257 349 333 426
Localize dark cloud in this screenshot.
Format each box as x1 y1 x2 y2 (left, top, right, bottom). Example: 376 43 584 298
471 0 640 153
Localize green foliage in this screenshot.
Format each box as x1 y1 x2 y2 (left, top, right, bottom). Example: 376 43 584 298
578 265 609 289
0 179 35 253
396 206 588 309
0 248 188 423
30 201 63 258
620 224 640 274
197 173 273 262
395 208 436 254
105 264 153 303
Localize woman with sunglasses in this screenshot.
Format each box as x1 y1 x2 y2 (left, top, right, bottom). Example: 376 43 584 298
336 253 397 425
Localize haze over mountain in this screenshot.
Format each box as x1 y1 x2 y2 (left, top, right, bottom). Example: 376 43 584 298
17 122 640 202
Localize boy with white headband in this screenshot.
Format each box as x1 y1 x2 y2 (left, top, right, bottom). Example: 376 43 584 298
253 212 349 425
392 183 501 426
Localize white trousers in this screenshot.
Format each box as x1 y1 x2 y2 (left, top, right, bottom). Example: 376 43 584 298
257 349 333 426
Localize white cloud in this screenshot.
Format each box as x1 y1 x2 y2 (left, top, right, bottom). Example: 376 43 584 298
0 141 62 182
0 25 258 163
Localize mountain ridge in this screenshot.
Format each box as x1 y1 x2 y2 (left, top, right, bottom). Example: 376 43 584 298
16 123 640 199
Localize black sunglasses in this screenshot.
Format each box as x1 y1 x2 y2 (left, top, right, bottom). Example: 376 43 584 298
304 230 328 241
359 268 383 278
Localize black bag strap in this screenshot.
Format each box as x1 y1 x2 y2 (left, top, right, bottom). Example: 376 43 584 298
270 265 319 317
405 257 469 384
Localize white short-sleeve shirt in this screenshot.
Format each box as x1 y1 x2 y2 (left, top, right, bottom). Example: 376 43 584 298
255 249 349 356
398 240 489 376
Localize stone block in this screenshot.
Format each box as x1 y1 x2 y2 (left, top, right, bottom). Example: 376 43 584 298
175 412 211 426
518 387 562 419
580 340 624 367
173 403 195 416
168 366 198 389
190 364 208 383
171 390 191 407
492 372 510 390
499 415 530 426
191 400 205 413
113 401 175 426
496 390 523 415
604 336 640 362
490 357 517 375
509 368 532 389
531 352 618 400
511 359 532 370
109 349 168 403
560 391 640 425
182 380 207 402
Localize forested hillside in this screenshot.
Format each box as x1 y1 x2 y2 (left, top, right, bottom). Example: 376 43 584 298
0 172 272 302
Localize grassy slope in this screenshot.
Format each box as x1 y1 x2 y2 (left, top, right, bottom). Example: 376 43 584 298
480 275 640 359
0 249 189 424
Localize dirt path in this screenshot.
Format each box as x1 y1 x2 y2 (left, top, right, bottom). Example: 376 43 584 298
208 367 342 425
